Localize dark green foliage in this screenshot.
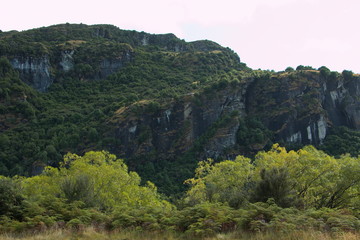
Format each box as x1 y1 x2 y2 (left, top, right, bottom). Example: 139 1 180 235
320 126 360 157
296 65 315 71
342 70 354 81
237 117 273 155
112 206 172 231
60 174 96 207
175 202 236 236
285 67 294 72
0 178 24 221
318 66 331 78
329 71 340 81
251 168 298 208
0 57 13 78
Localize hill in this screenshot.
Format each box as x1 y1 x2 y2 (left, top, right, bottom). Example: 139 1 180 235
1 24 360 195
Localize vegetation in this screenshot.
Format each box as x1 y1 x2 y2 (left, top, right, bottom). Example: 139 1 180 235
320 126 360 157
1 228 359 240
185 144 360 210
2 24 359 196
0 24 249 183
0 146 360 238
2 24 360 238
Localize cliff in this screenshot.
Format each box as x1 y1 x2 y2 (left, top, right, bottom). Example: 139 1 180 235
108 70 360 161
0 24 233 91
110 81 249 159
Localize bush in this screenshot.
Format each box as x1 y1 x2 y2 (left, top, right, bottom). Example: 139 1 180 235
342 70 354 81
111 205 174 231
67 218 85 231
318 66 331 78
296 65 314 71
175 202 236 237
0 178 25 221
285 67 294 72
251 167 298 208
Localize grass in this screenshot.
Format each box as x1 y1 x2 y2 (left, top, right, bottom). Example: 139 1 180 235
0 228 359 240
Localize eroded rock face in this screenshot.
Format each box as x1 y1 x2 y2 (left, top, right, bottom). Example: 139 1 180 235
247 72 360 146
10 56 52 92
98 52 132 79
10 48 133 91
112 72 360 160
60 50 74 72
113 83 250 159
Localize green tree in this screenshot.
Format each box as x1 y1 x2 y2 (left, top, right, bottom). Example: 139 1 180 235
285 67 294 72
251 167 298 208
0 57 13 78
60 173 96 207
253 144 360 209
318 66 331 78
342 70 353 81
296 65 314 71
21 151 172 211
0 178 24 220
184 156 253 208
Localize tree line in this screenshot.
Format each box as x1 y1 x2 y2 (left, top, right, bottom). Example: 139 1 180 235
1 145 360 237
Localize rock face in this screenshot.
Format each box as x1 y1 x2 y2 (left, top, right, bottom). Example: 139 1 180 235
326 75 360 129
247 71 360 146
112 83 250 159
10 56 52 92
59 50 74 72
98 52 132 79
9 47 133 91
111 71 360 160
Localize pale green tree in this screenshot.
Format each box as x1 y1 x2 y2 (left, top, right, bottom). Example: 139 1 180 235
22 151 172 212
185 156 254 208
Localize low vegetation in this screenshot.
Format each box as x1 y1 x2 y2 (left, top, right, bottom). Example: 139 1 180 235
1 228 360 240
0 146 360 239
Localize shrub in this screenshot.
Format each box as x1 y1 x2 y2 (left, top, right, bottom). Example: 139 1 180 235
342 70 354 81
285 67 294 72
0 178 25 221
175 202 236 237
318 66 331 78
251 167 298 208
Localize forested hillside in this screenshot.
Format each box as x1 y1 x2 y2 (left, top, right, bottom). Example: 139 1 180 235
1 24 360 196
1 24 360 238
0 24 245 185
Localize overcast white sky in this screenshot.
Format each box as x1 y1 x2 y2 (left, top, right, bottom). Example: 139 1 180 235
2 0 360 73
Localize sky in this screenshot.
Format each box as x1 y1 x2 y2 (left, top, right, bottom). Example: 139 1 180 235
2 0 360 73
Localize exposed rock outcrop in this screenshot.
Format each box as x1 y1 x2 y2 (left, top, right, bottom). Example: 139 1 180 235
110 71 360 160
59 50 74 72
98 52 132 79
112 82 250 159
10 56 52 92
247 71 360 146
